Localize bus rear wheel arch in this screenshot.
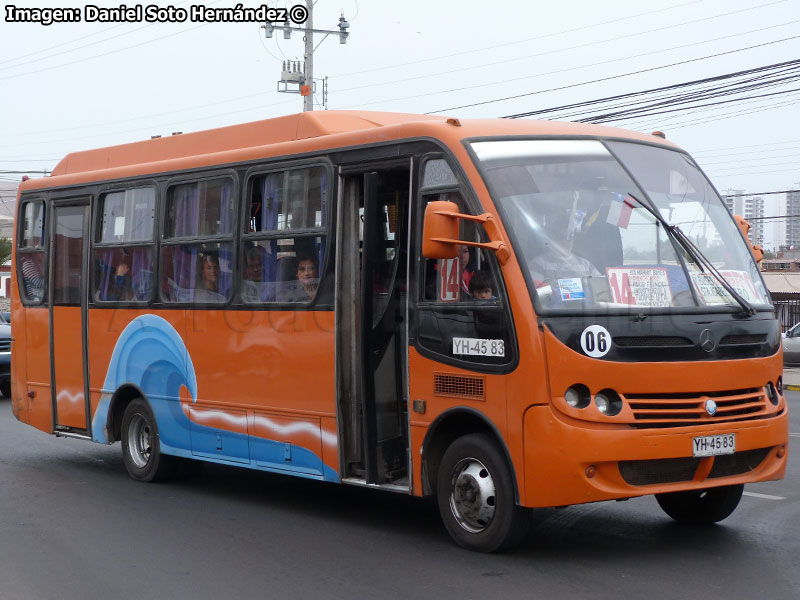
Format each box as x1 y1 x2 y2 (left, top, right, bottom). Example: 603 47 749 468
436 433 530 552
120 397 176 482
655 484 744 524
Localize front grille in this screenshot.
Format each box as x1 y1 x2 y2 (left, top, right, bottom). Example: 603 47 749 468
613 336 692 348
625 388 768 427
619 457 701 486
434 373 485 400
719 334 767 346
0 340 10 352
708 447 771 478
619 447 772 486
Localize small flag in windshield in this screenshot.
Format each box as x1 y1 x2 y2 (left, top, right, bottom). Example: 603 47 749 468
606 194 635 229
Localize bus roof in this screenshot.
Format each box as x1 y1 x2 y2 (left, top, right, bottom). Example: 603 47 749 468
25 111 677 191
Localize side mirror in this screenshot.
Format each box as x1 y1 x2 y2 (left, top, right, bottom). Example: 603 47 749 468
734 214 764 264
421 201 460 259
421 200 511 264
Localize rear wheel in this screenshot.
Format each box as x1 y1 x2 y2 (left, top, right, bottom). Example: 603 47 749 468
436 433 530 552
121 398 176 482
656 484 744 524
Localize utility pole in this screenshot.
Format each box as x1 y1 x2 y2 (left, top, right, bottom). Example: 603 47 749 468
303 0 313 112
264 2 349 111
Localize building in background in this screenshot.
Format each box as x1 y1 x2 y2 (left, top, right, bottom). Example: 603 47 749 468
722 188 765 248
0 181 18 240
787 186 800 250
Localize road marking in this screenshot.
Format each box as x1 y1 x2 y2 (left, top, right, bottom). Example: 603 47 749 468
743 491 786 500
789 433 800 438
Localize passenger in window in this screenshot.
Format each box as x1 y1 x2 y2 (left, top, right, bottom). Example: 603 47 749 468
194 252 225 303
470 270 503 338
469 270 495 300
278 252 319 302
458 245 475 298
243 246 267 302
110 263 135 301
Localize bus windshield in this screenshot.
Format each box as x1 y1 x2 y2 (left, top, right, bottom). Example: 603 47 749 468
471 139 770 313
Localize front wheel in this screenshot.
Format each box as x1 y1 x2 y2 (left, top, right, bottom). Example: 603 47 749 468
656 484 744 524
436 433 530 552
121 398 176 482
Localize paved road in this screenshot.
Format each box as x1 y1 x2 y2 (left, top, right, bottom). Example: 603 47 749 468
0 396 797 600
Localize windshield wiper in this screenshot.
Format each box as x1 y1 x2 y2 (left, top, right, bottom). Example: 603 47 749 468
625 192 755 317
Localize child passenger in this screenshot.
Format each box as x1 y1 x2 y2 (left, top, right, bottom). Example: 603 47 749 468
469 270 495 300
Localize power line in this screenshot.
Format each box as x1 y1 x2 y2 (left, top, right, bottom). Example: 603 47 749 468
0 0 224 74
330 0 711 79
422 34 799 115
337 0 788 93
692 139 800 154
721 189 800 198
0 22 210 82
503 58 800 120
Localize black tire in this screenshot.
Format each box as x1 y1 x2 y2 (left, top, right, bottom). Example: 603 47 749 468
0 380 10 398
656 484 744 524
120 398 176 482
436 433 530 552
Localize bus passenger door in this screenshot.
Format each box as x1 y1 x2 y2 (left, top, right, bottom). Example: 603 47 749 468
50 201 91 434
338 164 410 487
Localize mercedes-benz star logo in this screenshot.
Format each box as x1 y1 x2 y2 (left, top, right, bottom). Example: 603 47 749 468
699 329 716 352
705 399 718 416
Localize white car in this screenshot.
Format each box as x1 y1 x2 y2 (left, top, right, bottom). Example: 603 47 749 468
782 322 800 365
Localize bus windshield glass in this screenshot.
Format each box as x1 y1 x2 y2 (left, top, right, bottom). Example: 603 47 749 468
471 139 770 313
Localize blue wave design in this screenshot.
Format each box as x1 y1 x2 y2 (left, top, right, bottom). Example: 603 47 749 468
91 314 338 482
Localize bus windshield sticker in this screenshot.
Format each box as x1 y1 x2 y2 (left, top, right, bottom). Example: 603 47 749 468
718 270 759 303
606 267 671 307
452 337 505 357
690 272 730 305
580 325 611 358
557 278 584 301
438 258 461 302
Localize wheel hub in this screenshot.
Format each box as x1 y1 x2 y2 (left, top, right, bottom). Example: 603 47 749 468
127 414 152 469
449 458 496 533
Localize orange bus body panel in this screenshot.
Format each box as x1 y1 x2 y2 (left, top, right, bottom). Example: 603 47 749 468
51 306 86 428
84 308 338 475
519 327 787 506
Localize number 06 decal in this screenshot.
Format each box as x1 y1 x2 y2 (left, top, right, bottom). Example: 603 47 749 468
580 325 611 358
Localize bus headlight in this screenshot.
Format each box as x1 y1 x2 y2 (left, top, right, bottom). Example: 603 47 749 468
565 384 591 409
595 389 622 416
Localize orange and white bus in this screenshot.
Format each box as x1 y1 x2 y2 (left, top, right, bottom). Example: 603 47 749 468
11 111 788 551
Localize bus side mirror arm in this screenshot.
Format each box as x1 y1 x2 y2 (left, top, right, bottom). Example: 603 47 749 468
422 201 511 265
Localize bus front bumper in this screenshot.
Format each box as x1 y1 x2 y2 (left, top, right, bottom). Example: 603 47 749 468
521 404 788 508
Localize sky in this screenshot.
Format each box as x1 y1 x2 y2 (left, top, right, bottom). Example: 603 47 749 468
1 0 798 208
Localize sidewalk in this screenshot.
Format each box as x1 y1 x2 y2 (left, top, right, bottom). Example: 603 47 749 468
783 367 800 391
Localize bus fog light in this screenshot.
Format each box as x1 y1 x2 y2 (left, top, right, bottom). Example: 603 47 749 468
565 384 591 408
595 389 622 416
766 382 779 406
585 465 597 478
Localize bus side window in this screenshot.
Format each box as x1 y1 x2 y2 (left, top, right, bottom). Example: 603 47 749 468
161 178 234 304
416 173 514 369
17 200 47 305
241 166 331 305
93 187 156 303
